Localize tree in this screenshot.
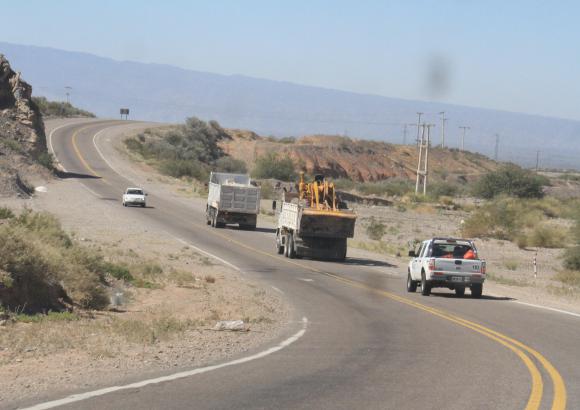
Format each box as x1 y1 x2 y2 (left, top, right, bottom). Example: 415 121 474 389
472 164 545 199
251 153 296 181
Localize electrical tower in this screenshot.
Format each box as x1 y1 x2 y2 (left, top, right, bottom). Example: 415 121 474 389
494 134 500 161
64 86 72 104
459 126 470 151
415 123 433 195
536 150 541 171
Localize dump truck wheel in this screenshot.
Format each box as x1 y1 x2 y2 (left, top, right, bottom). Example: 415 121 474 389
276 231 284 254
288 234 296 259
471 284 483 298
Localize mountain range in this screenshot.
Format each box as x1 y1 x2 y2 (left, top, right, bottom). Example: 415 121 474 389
1 41 579 169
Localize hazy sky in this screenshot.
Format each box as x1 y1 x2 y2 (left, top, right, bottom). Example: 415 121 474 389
2 0 578 120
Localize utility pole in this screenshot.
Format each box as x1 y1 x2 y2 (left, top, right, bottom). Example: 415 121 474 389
415 123 434 195
64 86 72 104
459 126 470 151
416 112 423 149
494 133 500 161
535 150 541 172
403 124 408 145
439 111 447 148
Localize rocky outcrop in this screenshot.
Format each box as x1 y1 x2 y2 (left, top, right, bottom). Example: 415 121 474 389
0 54 46 154
0 54 50 197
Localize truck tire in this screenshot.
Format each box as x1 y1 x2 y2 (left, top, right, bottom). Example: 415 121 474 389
337 239 347 261
287 233 296 259
407 272 417 292
421 272 431 296
471 284 483 298
210 211 216 228
455 287 465 297
276 231 284 254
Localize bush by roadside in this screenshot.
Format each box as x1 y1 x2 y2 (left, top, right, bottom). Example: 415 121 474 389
32 96 95 118
124 117 238 181
472 164 547 199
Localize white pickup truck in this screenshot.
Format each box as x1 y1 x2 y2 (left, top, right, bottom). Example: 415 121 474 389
407 238 485 298
122 187 147 207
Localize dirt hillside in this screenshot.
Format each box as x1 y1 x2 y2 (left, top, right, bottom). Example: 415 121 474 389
222 130 498 183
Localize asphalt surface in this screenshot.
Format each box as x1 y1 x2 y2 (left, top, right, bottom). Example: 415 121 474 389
16 119 580 410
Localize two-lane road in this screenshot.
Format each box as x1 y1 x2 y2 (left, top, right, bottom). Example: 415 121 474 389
18 119 580 410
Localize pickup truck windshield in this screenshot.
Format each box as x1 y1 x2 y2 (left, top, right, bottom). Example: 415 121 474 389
127 189 143 195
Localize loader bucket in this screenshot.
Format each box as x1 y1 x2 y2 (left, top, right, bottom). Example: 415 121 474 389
299 210 357 238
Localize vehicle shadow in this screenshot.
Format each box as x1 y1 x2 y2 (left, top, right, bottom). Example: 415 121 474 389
56 170 101 179
429 291 515 301
341 257 397 268
230 226 276 233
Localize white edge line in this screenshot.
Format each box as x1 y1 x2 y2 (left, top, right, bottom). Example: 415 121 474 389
47 122 78 173
92 127 140 185
297 278 314 282
271 286 284 294
513 300 580 319
167 232 241 272
21 317 308 410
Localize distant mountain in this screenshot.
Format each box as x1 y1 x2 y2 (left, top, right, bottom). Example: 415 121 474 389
2 42 579 169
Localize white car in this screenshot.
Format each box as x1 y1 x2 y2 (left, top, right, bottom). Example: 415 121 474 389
122 187 147 207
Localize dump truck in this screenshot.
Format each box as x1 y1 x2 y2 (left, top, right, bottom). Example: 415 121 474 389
206 172 261 229
274 173 357 260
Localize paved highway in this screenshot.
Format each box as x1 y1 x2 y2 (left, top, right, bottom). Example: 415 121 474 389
18 119 580 409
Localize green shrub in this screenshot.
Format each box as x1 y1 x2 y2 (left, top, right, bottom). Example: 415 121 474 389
504 260 518 271
252 153 296 181
472 164 545 199
527 224 566 248
429 181 459 198
215 156 247 173
103 262 133 282
563 246 580 271
0 207 14 219
366 217 386 240
553 270 580 287
357 179 413 197
32 96 95 118
259 181 274 199
34 152 55 170
126 118 230 181
0 209 109 312
461 197 523 240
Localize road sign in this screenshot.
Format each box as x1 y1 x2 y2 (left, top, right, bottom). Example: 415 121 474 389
120 108 130 119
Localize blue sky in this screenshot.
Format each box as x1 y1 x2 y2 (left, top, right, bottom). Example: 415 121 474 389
2 0 579 120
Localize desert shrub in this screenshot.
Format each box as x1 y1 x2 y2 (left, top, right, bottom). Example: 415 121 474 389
0 207 14 219
357 179 413 197
429 181 459 199
472 164 545 199
103 262 133 282
563 246 580 271
160 160 208 180
366 217 386 240
461 197 523 240
333 178 356 191
504 260 518 271
215 156 247 173
259 181 274 199
0 209 109 312
32 96 95 118
553 270 580 287
527 224 566 248
252 153 296 181
34 152 55 170
126 117 230 181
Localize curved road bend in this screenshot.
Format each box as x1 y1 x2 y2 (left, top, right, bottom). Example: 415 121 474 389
18 119 579 410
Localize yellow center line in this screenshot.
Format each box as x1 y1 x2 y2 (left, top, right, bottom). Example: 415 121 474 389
71 124 567 410
205 227 566 410
70 124 112 184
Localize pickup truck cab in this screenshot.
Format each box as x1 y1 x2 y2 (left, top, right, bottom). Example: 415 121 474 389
122 187 147 207
407 238 485 298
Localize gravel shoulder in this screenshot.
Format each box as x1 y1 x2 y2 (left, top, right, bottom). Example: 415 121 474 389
0 120 291 406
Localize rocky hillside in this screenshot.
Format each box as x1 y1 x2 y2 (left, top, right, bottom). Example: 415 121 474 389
0 54 49 196
222 130 498 183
